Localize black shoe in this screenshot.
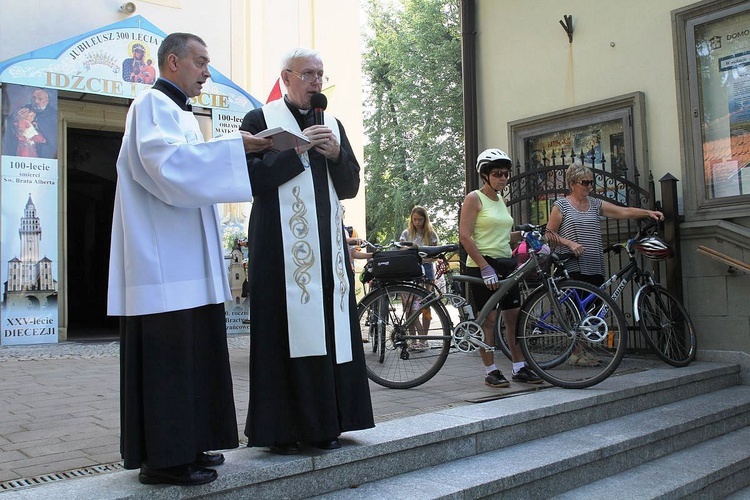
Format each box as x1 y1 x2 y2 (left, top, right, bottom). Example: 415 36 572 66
269 442 300 455
311 438 341 450
485 369 510 388
194 452 225 467
138 463 218 486
512 366 543 384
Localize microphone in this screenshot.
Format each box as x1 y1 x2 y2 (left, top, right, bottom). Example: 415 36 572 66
310 92 327 126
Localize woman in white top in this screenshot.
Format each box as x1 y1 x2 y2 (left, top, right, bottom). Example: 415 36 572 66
400 205 440 280
399 206 439 351
546 163 664 366
547 163 664 286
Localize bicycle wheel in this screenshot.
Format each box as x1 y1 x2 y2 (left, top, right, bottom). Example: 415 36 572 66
517 280 628 389
358 284 452 389
635 284 697 367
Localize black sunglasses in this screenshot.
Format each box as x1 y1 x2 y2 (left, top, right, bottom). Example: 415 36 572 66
578 179 594 187
490 170 511 179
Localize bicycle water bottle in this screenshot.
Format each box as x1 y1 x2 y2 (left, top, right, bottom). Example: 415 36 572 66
526 231 543 252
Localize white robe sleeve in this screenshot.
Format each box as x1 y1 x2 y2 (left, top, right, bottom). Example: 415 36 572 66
122 91 251 207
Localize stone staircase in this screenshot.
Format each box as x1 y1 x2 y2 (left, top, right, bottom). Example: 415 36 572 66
4 361 750 499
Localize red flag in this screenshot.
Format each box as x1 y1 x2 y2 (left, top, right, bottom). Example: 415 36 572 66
266 78 282 103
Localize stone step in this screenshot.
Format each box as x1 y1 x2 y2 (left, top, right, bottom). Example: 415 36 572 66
0 362 741 499
550 426 750 500
314 385 750 499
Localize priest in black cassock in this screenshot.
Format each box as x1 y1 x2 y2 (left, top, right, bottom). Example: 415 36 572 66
240 47 374 454
108 33 282 486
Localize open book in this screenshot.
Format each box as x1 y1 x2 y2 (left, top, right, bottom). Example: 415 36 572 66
256 127 310 153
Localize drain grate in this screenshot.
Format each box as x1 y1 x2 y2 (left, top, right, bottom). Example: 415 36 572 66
0 462 124 491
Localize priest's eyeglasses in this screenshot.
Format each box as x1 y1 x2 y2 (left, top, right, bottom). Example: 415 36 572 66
285 69 329 84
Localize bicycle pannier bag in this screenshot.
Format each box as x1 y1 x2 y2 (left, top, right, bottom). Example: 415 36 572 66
371 248 423 280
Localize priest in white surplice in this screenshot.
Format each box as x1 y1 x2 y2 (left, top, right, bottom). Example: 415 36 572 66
107 33 312 487
240 47 374 454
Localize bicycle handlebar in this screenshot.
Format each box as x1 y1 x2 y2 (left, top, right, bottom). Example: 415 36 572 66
602 219 660 255
633 218 659 242
357 239 412 252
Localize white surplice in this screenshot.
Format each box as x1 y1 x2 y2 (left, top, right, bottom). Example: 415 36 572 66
108 88 252 316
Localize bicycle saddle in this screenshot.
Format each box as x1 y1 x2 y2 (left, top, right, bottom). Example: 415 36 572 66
416 244 459 258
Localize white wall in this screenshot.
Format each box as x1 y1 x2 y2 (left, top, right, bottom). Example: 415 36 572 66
475 0 690 189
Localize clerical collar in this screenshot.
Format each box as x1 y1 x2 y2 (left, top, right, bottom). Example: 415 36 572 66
152 78 192 111
283 96 311 117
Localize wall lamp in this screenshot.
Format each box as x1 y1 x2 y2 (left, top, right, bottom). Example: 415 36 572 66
120 2 137 15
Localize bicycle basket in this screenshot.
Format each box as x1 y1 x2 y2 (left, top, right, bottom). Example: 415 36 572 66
634 236 673 261
371 248 423 280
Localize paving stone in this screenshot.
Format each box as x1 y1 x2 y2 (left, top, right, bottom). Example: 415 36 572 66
23 436 119 458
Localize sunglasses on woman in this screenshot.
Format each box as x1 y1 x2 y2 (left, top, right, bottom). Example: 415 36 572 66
490 170 511 179
578 179 594 187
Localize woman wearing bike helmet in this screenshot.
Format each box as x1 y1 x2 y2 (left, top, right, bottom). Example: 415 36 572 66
459 148 542 388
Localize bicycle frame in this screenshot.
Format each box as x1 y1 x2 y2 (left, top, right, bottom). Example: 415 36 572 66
391 248 577 352
600 247 653 303
600 243 663 327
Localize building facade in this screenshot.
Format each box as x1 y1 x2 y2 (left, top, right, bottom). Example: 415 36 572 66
469 0 750 359
0 0 364 343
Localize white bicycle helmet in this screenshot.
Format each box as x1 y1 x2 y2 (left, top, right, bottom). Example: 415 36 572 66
634 236 672 261
476 148 512 173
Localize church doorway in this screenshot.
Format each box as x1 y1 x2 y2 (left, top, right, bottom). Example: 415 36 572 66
66 128 119 339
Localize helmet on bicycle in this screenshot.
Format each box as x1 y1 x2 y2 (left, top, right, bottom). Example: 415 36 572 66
634 236 672 261
476 148 512 174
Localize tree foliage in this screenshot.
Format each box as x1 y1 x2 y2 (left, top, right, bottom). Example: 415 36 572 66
362 0 463 244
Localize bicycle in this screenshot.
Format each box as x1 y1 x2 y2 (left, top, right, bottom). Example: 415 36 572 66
515 221 697 388
357 225 627 389
598 220 697 366
358 239 422 360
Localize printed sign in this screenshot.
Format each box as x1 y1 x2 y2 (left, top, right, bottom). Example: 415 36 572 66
214 110 252 333
0 84 59 345
0 15 261 112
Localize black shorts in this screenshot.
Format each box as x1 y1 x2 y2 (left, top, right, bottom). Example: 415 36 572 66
465 256 521 312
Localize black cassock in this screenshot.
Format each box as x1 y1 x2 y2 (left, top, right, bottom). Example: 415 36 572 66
120 304 238 469
241 99 374 446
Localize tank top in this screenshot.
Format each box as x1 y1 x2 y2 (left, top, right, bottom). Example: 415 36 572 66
466 189 513 267
552 197 605 276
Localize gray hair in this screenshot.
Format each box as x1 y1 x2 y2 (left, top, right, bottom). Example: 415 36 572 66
565 163 593 188
280 47 321 70
158 33 206 70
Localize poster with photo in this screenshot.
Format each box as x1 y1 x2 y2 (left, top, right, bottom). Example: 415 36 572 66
2 85 58 160
695 8 750 198
573 129 602 166
0 83 59 345
213 110 252 333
